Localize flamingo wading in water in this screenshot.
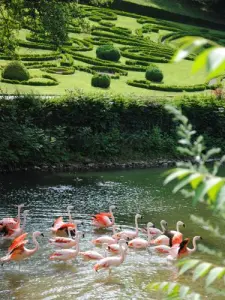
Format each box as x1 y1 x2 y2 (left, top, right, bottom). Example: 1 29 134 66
0 231 44 265
113 214 142 240
92 205 117 229
94 239 127 275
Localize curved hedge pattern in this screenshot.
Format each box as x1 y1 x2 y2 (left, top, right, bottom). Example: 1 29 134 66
1 3 224 91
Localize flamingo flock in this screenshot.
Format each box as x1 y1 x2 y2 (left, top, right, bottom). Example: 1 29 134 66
0 204 202 275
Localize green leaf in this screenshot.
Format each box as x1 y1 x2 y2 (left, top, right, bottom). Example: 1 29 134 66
172 37 208 63
192 262 212 281
193 177 224 205
207 179 225 202
179 285 190 298
192 48 214 74
167 282 179 295
164 169 192 186
215 185 225 209
172 173 203 193
206 267 225 287
206 47 225 73
179 259 200 275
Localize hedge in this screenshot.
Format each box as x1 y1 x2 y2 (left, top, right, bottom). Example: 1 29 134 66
42 67 75 75
1 74 58 86
18 40 56 50
2 91 225 168
121 49 169 63
60 53 74 67
19 53 60 61
126 80 220 92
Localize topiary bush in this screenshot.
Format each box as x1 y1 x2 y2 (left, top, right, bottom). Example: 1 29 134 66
145 66 163 82
2 61 30 81
91 74 111 88
96 44 121 62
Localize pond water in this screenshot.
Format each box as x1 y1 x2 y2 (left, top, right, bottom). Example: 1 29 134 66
0 168 224 300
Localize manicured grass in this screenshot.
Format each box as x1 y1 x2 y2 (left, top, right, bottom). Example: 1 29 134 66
0 4 224 96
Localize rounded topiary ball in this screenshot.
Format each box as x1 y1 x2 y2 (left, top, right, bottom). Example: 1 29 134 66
145 66 163 82
2 61 30 81
96 44 120 62
91 74 111 88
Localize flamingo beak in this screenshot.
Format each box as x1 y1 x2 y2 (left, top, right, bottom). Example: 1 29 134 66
200 236 203 240
82 233 85 238
41 233 44 237
183 224 186 228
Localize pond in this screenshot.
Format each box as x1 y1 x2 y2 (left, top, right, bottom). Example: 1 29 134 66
0 168 224 300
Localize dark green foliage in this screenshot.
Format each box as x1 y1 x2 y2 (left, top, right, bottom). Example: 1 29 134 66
2 61 30 81
145 66 163 82
1 74 58 86
127 80 217 92
96 44 121 61
91 74 111 88
1 93 225 169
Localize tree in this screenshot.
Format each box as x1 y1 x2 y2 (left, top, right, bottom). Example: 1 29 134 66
0 0 81 54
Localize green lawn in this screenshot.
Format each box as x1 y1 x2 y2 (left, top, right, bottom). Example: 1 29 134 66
0 4 224 96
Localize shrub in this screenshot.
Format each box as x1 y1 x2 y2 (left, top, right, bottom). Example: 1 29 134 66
96 44 120 62
145 66 163 82
91 74 111 88
2 61 30 81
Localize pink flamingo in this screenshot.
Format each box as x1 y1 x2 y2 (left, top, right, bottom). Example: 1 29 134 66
49 226 83 249
50 206 81 237
79 243 108 261
0 231 44 265
92 225 119 246
94 239 127 275
167 236 202 260
128 222 154 249
2 210 30 241
112 214 142 240
0 204 25 232
150 221 185 247
92 205 116 229
49 232 82 262
142 220 168 236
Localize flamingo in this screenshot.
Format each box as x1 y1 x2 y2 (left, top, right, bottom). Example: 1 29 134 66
128 222 154 249
51 206 82 237
92 205 116 228
150 221 185 247
112 214 142 240
0 231 44 265
2 210 30 241
94 239 127 275
92 225 119 246
142 220 167 236
0 204 25 232
79 243 108 261
49 232 82 262
49 227 84 249
167 236 202 260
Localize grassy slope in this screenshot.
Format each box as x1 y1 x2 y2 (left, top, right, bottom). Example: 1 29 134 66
0 6 223 96
124 0 222 23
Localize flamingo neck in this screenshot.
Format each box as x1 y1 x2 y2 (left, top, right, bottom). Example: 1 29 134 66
112 225 116 235
176 222 180 232
160 221 166 232
67 208 73 223
26 233 40 255
147 226 152 244
119 243 126 263
17 205 22 223
109 207 115 226
75 235 80 255
135 216 139 235
189 237 198 253
21 214 28 231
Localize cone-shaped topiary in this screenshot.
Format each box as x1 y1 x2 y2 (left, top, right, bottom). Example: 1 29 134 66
96 44 120 62
91 74 111 88
2 61 30 81
145 66 163 82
